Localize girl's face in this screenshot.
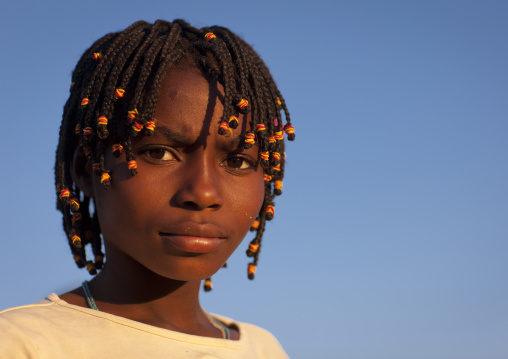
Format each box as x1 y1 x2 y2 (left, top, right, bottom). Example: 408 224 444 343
90 66 265 281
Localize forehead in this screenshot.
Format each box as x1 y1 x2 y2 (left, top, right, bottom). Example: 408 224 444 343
152 66 250 149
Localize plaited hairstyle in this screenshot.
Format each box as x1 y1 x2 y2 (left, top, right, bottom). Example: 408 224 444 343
55 19 295 290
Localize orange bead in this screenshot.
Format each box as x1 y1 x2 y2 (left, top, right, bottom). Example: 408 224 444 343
236 99 249 110
251 219 260 230
244 133 255 144
248 243 260 253
132 121 143 132
112 144 123 154
97 116 108 125
146 121 156 131
100 172 110 183
127 108 139 120
59 189 70 199
204 32 216 41
114 88 125 99
128 160 137 170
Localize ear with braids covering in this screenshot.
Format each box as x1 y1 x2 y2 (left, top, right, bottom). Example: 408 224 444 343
55 19 294 286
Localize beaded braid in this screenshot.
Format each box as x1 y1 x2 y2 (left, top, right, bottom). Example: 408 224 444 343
55 19 295 288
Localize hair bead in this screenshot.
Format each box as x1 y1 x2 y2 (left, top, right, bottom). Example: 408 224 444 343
82 146 91 157
284 125 295 141
86 261 97 275
128 160 138 176
97 116 108 127
256 124 266 132
274 180 283 195
264 174 272 182
132 121 143 133
74 124 80 135
203 278 213 291
271 152 281 165
236 98 250 113
276 97 282 105
204 32 216 41
100 172 111 184
112 144 123 157
265 205 274 220
218 121 229 135
260 152 269 161
271 163 281 172
237 99 248 109
127 108 139 121
274 131 283 141
81 98 89 106
72 234 82 249
97 118 109 139
248 263 257 280
246 242 260 257
250 218 260 231
243 132 255 149
83 127 94 137
70 198 80 213
59 189 70 200
93 52 101 61
228 116 239 129
146 121 156 134
268 136 276 144
114 88 125 99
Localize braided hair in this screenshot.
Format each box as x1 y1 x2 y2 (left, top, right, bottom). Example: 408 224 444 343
55 19 295 288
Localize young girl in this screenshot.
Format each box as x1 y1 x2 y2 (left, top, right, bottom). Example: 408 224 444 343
0 19 294 357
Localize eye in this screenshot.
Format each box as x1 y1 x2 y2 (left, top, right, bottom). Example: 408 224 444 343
148 148 172 160
139 146 177 161
224 155 255 170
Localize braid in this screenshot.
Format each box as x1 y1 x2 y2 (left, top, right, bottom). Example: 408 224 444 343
56 19 294 284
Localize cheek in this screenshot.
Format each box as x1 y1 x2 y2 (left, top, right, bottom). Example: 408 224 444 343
229 174 265 230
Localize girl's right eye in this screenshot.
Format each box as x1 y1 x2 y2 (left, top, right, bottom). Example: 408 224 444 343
140 147 177 161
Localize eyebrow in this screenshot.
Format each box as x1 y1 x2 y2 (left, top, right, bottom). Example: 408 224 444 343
152 125 249 151
153 126 191 145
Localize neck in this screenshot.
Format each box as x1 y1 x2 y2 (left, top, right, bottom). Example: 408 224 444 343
85 254 208 334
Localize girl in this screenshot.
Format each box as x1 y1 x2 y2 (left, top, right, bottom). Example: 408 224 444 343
0 19 294 357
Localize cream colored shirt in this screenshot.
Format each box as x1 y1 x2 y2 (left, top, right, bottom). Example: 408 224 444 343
0 294 288 358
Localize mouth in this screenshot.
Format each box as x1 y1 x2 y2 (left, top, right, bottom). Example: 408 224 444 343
159 234 223 253
159 222 227 253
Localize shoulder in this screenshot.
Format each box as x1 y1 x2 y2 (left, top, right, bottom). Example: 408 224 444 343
0 295 64 358
213 314 289 358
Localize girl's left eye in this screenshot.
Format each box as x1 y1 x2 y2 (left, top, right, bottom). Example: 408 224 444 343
224 156 255 170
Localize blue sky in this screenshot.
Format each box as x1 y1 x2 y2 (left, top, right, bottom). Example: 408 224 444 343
1 1 507 358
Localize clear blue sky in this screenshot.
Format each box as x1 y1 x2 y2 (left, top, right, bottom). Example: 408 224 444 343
1 1 507 358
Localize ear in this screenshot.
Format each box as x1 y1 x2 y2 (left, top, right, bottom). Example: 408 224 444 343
70 146 95 197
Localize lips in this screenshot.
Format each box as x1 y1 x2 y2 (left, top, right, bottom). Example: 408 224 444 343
159 222 227 253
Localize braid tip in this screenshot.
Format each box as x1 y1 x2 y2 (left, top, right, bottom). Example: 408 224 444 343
203 278 213 291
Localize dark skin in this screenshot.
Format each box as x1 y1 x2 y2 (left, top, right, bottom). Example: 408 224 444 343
60 65 265 340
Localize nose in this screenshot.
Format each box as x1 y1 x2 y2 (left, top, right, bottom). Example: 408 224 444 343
172 158 224 211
